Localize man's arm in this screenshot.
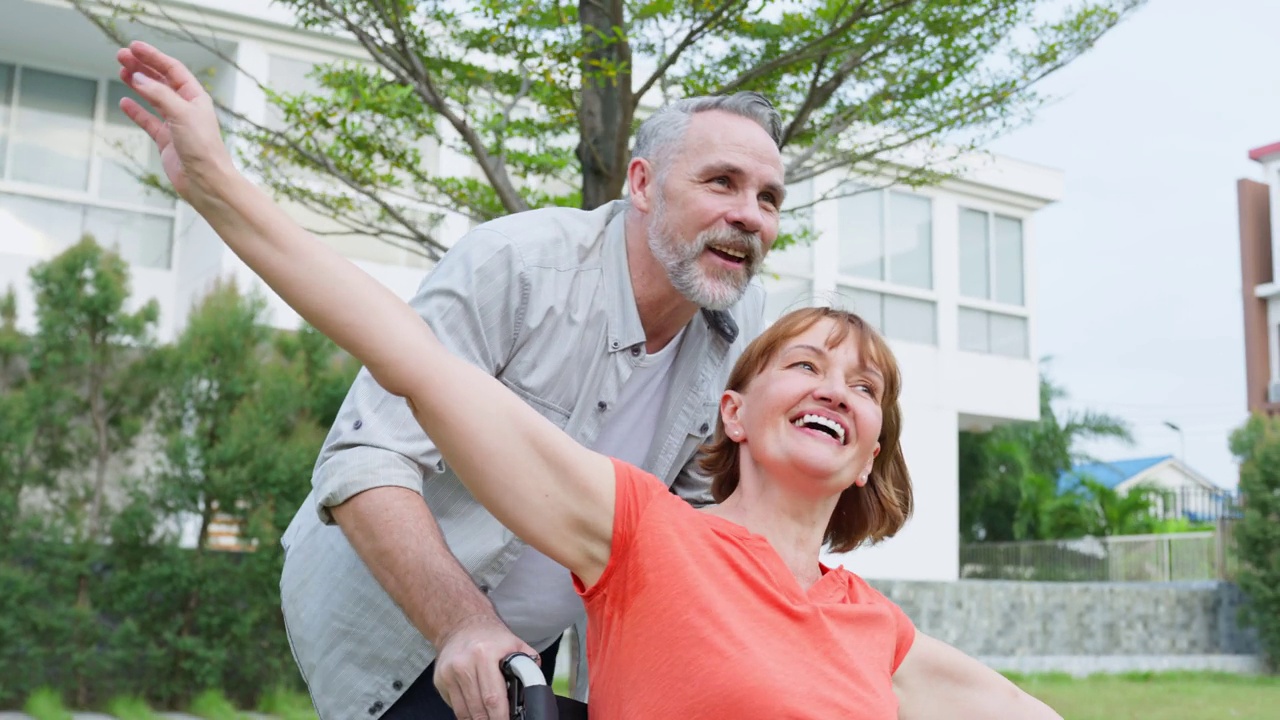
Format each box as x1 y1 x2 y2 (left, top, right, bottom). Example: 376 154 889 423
312 228 542 720
893 633 1062 720
331 486 531 720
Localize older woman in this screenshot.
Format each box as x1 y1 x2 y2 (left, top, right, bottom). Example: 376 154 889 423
115 41 1060 720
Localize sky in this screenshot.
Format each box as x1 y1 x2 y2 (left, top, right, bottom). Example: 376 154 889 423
986 0 1280 489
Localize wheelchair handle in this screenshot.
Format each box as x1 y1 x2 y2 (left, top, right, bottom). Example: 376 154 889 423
502 652 558 720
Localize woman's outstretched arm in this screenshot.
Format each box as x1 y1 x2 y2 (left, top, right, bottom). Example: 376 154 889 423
893 633 1062 720
117 41 615 585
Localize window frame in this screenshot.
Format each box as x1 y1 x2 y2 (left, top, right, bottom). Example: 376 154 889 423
762 178 818 323
0 59 178 269
834 186 938 346
956 205 1031 357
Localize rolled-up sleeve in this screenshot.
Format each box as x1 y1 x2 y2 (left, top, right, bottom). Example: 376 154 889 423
310 228 529 523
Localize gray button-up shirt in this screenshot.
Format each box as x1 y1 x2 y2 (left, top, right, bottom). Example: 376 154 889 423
279 200 765 720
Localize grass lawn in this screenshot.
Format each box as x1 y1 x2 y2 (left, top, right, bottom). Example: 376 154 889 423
1012 672 1280 720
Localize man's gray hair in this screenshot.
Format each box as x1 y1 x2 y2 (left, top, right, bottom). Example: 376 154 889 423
631 92 782 172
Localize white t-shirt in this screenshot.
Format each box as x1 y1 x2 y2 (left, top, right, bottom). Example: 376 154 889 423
488 329 686 651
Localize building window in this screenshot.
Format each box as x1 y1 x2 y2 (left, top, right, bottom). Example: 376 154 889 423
958 208 1028 357
0 64 11 177
838 189 932 290
763 179 815 323
0 62 175 269
838 285 937 346
835 187 936 345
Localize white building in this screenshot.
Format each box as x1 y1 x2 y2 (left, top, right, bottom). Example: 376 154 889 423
0 0 1062 580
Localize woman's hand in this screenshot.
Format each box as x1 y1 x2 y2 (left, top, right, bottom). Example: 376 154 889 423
116 41 236 208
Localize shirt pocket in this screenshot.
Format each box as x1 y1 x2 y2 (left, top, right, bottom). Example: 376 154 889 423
499 377 572 428
687 400 720 442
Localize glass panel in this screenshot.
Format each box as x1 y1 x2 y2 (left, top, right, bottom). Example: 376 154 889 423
837 285 883 331
84 206 174 269
883 295 936 345
100 82 173 209
989 312 1028 357
0 64 13 177
886 192 932 289
958 208 990 300
763 275 813 324
994 214 1025 306
770 179 814 276
837 188 883 280
0 193 85 256
12 69 97 191
267 55 320 130
0 193 172 269
958 307 989 353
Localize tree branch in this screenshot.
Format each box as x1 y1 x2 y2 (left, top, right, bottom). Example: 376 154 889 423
632 0 749 105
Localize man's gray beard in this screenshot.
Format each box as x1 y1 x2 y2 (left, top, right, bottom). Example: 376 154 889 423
647 195 764 311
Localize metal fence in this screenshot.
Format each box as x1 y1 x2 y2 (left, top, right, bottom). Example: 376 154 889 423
960 523 1239 582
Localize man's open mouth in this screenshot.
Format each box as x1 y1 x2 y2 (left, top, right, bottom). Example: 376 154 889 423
708 243 749 264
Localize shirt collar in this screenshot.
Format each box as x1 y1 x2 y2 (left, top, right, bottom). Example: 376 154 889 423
601 202 648 353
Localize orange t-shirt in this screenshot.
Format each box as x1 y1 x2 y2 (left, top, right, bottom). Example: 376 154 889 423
574 459 915 719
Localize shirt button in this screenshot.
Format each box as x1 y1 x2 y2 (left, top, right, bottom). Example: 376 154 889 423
392 680 404 691
699 422 710 434
630 345 641 357
479 583 491 594
597 400 608 411
353 419 363 430
610 339 619 349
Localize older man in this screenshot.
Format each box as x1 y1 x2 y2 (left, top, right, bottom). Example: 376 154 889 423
279 92 786 720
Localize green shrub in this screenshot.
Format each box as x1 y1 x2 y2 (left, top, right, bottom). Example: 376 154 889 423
22 687 72 720
107 695 162 720
257 686 318 720
1229 414 1280 672
190 689 245 720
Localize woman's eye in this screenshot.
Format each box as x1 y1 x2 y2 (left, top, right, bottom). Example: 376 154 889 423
791 361 817 372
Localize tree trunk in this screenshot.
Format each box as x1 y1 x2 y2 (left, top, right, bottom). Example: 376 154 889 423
577 0 633 210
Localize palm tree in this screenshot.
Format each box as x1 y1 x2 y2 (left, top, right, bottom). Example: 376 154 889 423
1075 478 1158 536
959 366 1134 541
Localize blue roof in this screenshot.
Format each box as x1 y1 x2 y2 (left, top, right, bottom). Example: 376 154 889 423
1057 455 1173 494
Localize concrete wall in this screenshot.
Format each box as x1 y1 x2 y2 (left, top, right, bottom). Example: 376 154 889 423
871 579 1265 675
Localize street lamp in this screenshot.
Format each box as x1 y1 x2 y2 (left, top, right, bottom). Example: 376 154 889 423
1163 420 1185 462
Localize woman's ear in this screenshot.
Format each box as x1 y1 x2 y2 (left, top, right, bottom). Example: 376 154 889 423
720 390 745 441
857 443 881 486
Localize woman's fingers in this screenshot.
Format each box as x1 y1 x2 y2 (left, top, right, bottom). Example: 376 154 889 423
125 70 186 124
115 48 165 85
127 41 203 100
117 95 166 145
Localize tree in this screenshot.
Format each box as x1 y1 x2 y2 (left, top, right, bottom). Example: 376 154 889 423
24 237 160 545
122 280 357 703
0 288 34 538
959 369 1133 541
75 0 1145 258
1074 477 1157 537
1229 413 1280 671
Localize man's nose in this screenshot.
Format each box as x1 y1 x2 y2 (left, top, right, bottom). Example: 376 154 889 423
724 194 764 235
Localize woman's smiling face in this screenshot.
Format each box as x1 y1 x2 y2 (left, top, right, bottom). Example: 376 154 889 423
721 317 884 499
